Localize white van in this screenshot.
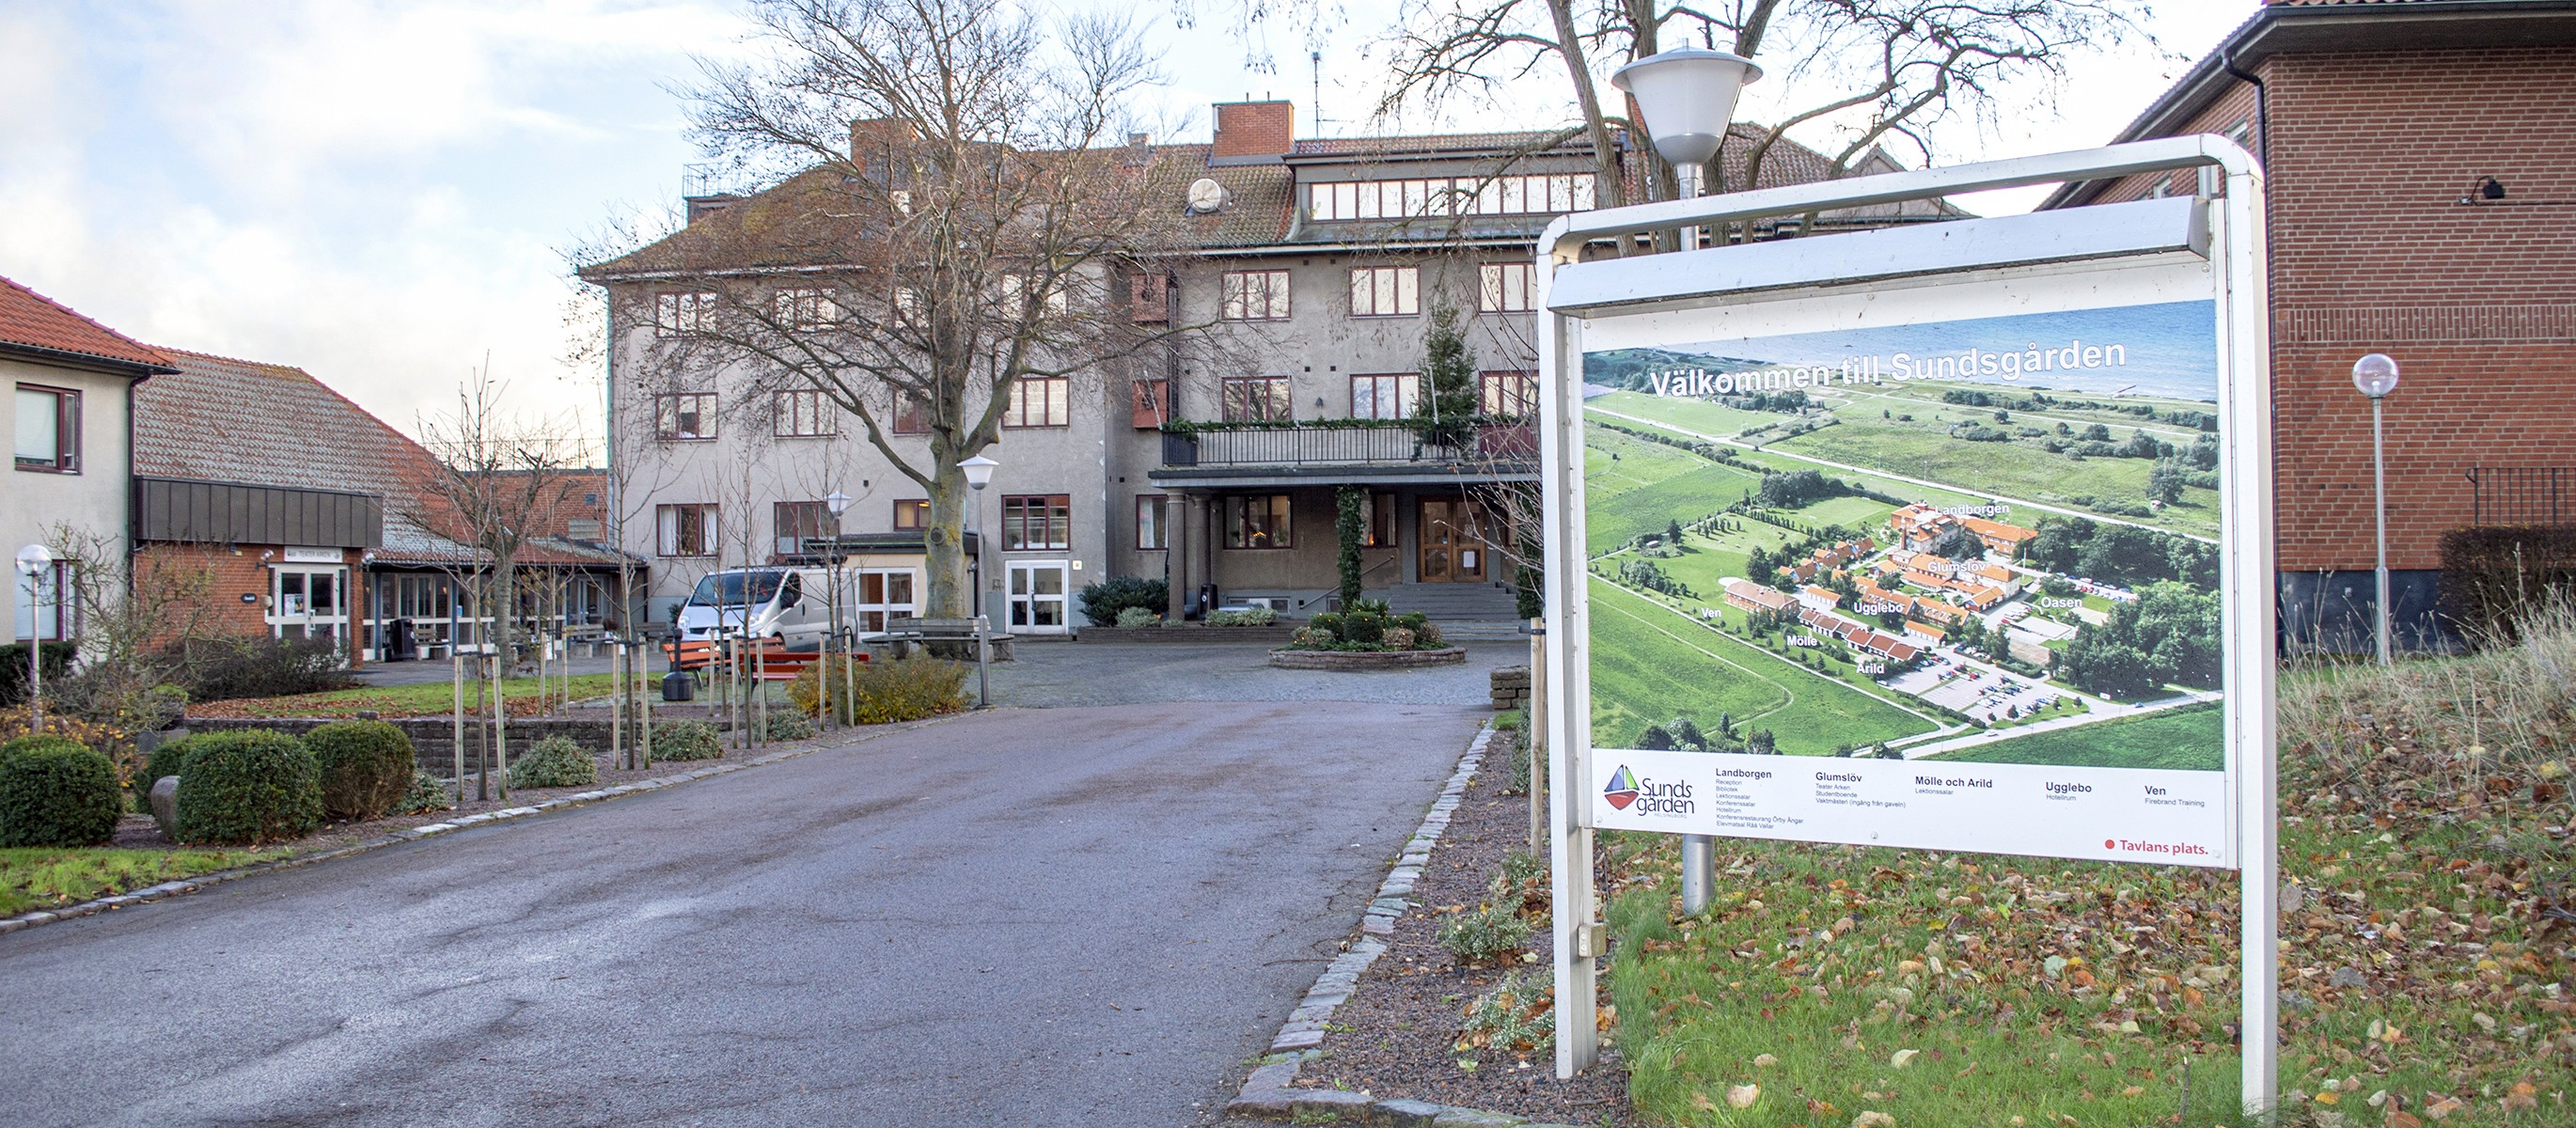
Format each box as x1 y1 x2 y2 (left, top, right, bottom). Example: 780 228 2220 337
674 568 842 648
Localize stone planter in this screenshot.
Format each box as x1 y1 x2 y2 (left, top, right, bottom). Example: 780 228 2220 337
1266 647 1469 670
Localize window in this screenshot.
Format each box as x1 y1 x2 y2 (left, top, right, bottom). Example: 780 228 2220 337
1221 270 1291 321
653 290 716 337
1003 376 1069 429
853 568 917 633
1224 494 1293 549
1131 379 1170 430
1360 491 1396 548
654 392 715 441
1136 494 1168 551
1480 370 1538 417
1348 266 1421 317
775 287 840 330
774 389 836 437
1308 173 1597 220
1350 373 1418 420
891 389 930 434
1479 262 1537 313
1221 376 1293 422
13 559 71 640
774 501 840 556
655 504 718 556
13 384 79 473
1001 494 1072 551
893 499 930 530
1130 273 1170 323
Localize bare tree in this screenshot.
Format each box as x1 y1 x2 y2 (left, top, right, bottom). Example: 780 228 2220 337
40 523 220 739
583 0 1205 619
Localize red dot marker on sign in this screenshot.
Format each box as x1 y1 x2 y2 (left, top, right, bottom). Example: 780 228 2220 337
2104 839 2117 850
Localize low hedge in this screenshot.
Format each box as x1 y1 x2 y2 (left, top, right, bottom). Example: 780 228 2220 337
172 730 322 845
306 720 416 821
509 736 598 789
787 656 967 725
651 720 724 762
2439 525 2576 646
0 736 122 847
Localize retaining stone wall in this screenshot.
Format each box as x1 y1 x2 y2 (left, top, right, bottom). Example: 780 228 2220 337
180 716 653 775
1489 665 1531 713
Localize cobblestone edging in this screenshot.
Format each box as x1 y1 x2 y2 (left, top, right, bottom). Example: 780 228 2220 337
0 716 953 940
1225 723 1583 1128
1265 647 1469 671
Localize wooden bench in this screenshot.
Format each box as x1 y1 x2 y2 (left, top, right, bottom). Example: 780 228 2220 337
662 637 866 681
872 617 1013 662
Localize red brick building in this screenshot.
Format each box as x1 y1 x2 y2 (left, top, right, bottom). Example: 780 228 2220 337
2049 0 2576 648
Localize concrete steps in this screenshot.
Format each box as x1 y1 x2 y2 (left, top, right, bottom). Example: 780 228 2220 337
1373 582 1527 642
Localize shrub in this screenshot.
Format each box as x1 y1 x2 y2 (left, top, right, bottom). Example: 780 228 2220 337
1383 627 1418 650
0 642 76 709
2439 525 2576 647
1396 611 1430 633
392 768 454 815
1206 607 1278 627
1437 901 1534 964
789 656 968 726
0 708 137 787
304 720 415 821
1076 575 1169 627
172 729 322 845
652 720 724 761
171 636 357 702
508 735 598 790
1309 612 1345 637
1456 968 1555 1058
1343 609 1388 645
0 740 123 847
1415 621 1445 649
1113 605 1159 629
762 712 814 742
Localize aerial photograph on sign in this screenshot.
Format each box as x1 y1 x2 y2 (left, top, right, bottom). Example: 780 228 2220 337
1582 300 2225 770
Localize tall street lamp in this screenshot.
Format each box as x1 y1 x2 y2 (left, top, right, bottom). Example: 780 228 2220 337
822 489 853 726
15 544 51 733
1610 45 1760 920
958 454 998 706
2353 353 2401 666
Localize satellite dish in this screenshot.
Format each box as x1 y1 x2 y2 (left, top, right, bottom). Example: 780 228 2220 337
1186 178 1227 214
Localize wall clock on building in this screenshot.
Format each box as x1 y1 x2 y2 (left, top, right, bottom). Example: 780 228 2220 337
1186 178 1227 214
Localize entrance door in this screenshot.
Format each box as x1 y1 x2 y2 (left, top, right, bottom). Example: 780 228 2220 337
271 565 353 645
1007 560 1070 634
852 569 918 634
1417 498 1489 583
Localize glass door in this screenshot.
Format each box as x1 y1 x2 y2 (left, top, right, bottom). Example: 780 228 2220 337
852 569 919 634
1007 560 1070 634
1418 498 1488 583
271 565 353 645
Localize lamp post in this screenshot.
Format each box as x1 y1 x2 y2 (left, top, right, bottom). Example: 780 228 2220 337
15 544 51 733
2353 353 2401 666
823 489 853 727
958 454 998 706
1611 46 1759 918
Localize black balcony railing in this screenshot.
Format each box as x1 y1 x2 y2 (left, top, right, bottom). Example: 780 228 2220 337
2467 466 2576 525
1160 422 1535 469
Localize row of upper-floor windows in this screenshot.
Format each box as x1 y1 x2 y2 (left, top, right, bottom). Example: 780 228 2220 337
657 492 1349 560
1305 174 1597 222
652 368 1534 444
644 261 1538 342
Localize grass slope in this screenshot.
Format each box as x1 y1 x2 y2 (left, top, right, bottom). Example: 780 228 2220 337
1933 701 2224 770
1588 578 1933 755
0 847 266 916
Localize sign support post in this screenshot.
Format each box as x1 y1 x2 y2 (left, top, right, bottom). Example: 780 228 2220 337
1536 135 2276 1112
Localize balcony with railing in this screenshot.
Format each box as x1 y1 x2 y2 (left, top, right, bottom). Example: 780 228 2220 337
1154 419 1537 479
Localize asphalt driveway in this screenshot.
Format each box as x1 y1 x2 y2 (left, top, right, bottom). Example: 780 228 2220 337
0 700 1485 1127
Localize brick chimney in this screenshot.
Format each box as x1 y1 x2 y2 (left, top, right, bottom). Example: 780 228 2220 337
1212 101 1295 161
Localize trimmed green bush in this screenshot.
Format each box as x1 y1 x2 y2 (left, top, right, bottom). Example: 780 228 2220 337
0 740 122 847
393 768 453 815
652 720 724 761
508 736 597 789
1113 605 1159 629
762 712 814 742
140 734 205 797
1343 609 1389 645
1076 574 1169 627
172 730 322 845
305 720 416 821
789 656 968 726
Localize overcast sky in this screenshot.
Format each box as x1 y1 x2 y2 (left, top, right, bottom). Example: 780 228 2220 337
0 1 2251 446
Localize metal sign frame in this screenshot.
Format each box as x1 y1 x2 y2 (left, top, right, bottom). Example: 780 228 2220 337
1533 134 2278 1115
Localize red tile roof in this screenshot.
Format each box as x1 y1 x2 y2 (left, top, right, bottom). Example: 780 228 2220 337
0 275 177 373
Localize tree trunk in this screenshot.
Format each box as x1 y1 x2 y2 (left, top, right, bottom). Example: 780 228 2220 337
921 458 976 619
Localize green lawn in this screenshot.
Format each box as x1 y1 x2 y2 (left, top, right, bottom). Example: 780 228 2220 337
1794 494 1900 532
1767 415 2222 539
1652 525 1799 598
1928 700 2223 770
0 847 269 916
1588 578 1936 755
1584 429 1766 555
194 674 624 719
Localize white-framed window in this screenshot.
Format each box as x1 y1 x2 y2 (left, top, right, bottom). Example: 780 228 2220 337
1221 270 1291 321
852 568 917 633
1002 376 1069 429
1350 373 1418 420
656 504 718 557
774 389 836 437
653 290 716 337
774 287 841 330
1348 266 1421 318
1308 173 1596 220
1478 262 1536 313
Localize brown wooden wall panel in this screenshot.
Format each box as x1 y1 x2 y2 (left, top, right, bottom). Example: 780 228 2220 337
134 477 382 549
